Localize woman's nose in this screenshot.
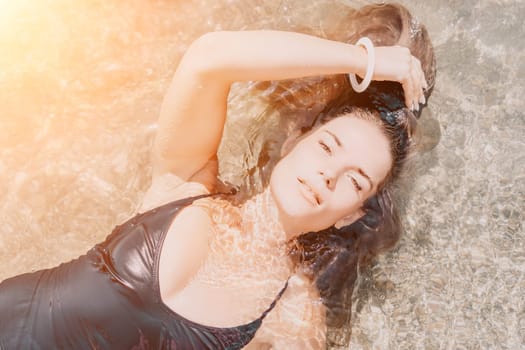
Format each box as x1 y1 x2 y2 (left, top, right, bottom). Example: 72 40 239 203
319 170 336 190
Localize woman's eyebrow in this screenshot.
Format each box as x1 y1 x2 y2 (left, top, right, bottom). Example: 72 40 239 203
324 130 342 147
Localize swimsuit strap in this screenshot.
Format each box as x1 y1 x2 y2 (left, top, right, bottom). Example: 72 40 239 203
154 192 217 212
145 192 233 219
259 278 290 320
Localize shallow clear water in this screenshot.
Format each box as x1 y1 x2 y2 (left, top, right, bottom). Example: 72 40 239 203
0 0 523 348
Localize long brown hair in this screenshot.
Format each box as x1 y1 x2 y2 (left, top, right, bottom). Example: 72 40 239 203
286 3 436 346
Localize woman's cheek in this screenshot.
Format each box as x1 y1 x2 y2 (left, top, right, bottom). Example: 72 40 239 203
334 188 360 214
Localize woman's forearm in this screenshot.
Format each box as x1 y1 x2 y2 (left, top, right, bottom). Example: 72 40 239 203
182 30 367 83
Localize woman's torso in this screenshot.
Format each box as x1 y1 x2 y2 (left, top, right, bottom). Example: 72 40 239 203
0 194 281 349
139 175 327 349
143 176 294 329
0 175 323 349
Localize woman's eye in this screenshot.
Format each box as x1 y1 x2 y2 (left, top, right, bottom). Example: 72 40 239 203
319 141 331 155
351 177 362 191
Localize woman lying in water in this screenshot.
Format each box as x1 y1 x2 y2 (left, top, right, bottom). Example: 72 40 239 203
0 3 435 349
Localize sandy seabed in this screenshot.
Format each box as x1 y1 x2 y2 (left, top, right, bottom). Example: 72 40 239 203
0 0 523 349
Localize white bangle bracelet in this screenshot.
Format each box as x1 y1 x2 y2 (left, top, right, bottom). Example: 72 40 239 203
348 37 375 93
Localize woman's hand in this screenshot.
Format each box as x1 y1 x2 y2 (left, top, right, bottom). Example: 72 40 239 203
371 46 428 110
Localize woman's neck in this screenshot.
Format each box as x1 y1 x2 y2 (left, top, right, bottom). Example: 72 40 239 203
239 187 291 248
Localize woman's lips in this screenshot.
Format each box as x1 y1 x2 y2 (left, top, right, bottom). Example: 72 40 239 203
297 177 322 206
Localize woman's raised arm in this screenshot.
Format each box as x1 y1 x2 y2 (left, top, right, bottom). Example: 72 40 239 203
152 30 425 185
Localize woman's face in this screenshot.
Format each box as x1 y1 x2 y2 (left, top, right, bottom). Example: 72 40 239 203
269 115 392 236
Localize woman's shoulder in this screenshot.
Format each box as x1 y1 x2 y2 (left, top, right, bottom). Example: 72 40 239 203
139 173 211 212
141 156 219 212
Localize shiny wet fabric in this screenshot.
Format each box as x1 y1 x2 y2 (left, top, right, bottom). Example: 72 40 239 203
0 195 285 349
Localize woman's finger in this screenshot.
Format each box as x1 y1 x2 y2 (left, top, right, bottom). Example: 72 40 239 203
420 66 428 105
402 71 415 109
409 59 419 110
418 65 426 105
411 56 425 110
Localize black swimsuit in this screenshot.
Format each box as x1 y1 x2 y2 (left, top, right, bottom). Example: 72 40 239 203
0 195 288 350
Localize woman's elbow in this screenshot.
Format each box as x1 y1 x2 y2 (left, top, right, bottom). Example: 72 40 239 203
181 31 232 76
